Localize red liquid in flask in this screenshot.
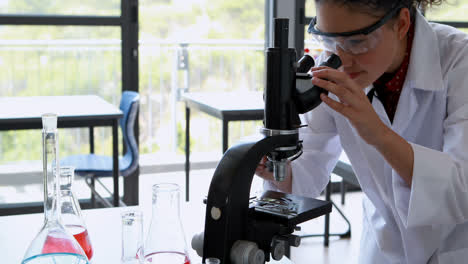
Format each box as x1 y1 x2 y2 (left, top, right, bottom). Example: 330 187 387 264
145 251 190 264
42 233 82 255
42 228 80 254
68 224 93 260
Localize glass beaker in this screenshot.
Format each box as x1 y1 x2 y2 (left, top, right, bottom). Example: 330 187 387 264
121 210 144 264
59 166 93 260
144 183 191 264
22 113 89 264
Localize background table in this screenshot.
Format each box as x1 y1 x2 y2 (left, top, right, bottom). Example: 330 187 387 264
0 202 294 264
0 95 133 210
182 91 264 201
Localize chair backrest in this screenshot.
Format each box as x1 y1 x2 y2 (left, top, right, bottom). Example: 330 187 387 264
332 160 359 187
120 91 140 177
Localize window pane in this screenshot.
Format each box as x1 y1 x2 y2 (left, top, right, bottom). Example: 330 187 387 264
425 0 468 23
304 0 321 56
140 0 264 39
0 0 120 16
138 0 265 155
0 25 121 163
305 0 316 18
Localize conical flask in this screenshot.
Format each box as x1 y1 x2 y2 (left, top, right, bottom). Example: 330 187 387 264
59 166 94 260
22 113 89 264
144 183 191 264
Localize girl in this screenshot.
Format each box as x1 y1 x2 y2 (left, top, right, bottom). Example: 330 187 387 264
256 0 468 263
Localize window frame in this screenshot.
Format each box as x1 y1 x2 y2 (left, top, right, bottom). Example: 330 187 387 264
0 0 140 212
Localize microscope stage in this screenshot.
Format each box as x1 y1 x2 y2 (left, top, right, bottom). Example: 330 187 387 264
251 190 332 226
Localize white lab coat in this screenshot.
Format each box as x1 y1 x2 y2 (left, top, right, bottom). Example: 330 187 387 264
265 11 468 263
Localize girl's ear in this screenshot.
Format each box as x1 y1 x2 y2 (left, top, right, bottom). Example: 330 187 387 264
394 8 411 40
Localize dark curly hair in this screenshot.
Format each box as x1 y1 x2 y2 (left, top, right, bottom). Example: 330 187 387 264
315 0 444 18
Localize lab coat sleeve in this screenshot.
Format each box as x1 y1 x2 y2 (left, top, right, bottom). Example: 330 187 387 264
398 66 468 228
289 103 342 198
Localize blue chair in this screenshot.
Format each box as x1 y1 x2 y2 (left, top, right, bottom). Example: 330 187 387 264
61 91 140 207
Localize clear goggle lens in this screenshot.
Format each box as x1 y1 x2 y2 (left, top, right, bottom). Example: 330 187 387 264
310 27 383 55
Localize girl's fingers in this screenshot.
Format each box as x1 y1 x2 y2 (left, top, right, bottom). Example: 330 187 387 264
312 77 358 107
320 93 351 118
310 66 330 72
312 69 360 93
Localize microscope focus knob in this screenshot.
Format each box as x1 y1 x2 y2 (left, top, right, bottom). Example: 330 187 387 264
211 206 222 220
287 234 301 247
230 240 265 264
191 231 204 257
270 238 286 261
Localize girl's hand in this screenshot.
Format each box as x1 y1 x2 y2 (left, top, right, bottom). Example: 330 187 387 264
255 156 293 193
309 66 414 187
310 66 390 146
255 156 274 181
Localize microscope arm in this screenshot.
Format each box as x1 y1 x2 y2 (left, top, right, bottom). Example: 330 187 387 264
202 133 299 263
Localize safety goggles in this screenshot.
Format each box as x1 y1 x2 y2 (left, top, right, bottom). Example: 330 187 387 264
307 3 404 55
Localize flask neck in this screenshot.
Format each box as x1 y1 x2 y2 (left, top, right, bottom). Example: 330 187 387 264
43 129 61 224
59 166 75 191
151 189 180 219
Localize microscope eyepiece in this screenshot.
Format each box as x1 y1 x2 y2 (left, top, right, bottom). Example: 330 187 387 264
297 54 315 73
320 53 341 69
294 54 342 113
273 18 289 50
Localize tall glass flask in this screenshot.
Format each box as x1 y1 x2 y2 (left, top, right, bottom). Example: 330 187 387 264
144 183 191 264
60 166 94 260
22 113 89 264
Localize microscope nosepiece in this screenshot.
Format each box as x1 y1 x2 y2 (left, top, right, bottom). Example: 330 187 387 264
272 160 288 182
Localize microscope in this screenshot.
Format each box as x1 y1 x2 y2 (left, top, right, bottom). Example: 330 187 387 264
192 18 342 264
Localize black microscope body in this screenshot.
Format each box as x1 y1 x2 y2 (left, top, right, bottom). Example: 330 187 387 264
199 18 342 264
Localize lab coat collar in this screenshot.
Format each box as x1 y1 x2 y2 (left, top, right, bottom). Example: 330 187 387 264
389 11 444 132
406 10 444 92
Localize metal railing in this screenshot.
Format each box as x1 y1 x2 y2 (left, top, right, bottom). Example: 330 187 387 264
0 39 265 163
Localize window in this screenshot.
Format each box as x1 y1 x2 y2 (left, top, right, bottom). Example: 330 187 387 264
0 0 138 210
0 0 120 16
425 0 468 22
138 0 265 155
